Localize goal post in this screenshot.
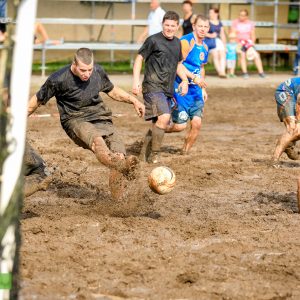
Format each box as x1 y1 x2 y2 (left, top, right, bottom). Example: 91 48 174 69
0 0 37 299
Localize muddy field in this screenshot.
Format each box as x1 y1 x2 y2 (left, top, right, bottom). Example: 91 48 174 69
20 74 300 300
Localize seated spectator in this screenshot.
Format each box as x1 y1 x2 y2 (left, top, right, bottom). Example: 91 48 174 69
34 22 63 45
231 9 265 79
205 8 226 78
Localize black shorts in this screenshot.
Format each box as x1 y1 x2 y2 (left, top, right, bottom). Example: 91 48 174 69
64 120 126 154
143 92 171 121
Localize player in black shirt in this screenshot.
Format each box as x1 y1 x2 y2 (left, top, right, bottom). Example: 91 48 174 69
133 11 189 163
27 48 145 200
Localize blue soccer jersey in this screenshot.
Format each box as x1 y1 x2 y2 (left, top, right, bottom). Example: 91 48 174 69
275 77 300 121
175 32 209 85
276 77 300 96
172 33 209 124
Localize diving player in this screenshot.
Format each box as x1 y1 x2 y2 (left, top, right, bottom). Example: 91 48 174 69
272 77 300 166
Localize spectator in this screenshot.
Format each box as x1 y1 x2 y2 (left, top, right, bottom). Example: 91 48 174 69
226 32 238 77
205 8 226 78
181 0 196 36
137 0 165 43
231 9 265 78
34 22 63 45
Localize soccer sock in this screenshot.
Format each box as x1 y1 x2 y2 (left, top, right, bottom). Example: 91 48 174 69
151 125 165 153
139 129 152 161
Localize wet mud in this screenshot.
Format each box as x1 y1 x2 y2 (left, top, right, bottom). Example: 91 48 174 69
20 77 300 300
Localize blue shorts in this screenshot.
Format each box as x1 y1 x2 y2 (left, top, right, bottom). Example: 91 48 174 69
143 92 172 121
172 83 204 124
275 90 296 121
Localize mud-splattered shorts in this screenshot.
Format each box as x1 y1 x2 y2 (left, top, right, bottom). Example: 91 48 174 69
143 92 172 121
275 90 296 122
64 120 126 154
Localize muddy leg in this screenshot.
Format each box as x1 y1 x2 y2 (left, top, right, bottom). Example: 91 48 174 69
24 174 53 197
109 169 125 201
92 136 138 178
182 117 202 154
24 142 48 177
139 129 152 162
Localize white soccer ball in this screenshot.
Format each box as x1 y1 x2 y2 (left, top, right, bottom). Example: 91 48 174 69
148 166 176 195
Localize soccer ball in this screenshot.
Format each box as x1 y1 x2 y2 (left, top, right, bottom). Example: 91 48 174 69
148 166 176 195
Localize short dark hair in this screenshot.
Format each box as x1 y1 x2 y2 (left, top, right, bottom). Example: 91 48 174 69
209 7 219 14
163 11 180 24
194 14 209 25
74 48 94 65
182 0 193 6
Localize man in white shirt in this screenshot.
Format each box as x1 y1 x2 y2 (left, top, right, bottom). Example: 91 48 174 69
137 0 165 43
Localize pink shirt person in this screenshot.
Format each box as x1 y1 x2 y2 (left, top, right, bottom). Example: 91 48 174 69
231 18 254 42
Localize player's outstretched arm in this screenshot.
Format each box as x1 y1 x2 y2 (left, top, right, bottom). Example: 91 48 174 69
27 94 40 116
107 86 145 118
132 54 143 95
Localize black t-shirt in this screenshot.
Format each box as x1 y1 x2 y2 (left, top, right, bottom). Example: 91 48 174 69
139 32 182 97
36 64 114 126
182 15 193 35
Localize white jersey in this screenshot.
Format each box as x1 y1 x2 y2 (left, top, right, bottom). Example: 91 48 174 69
148 6 165 36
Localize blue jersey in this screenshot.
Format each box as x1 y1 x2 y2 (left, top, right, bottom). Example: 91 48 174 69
276 77 300 96
275 77 300 121
175 32 209 85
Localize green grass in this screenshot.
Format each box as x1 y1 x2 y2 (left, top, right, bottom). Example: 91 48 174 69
32 59 293 76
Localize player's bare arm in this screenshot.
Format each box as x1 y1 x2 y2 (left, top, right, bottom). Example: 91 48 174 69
178 63 207 89
107 86 145 118
27 94 40 116
199 65 207 91
176 62 189 95
132 54 144 95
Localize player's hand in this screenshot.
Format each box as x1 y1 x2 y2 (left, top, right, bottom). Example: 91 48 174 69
202 89 208 102
193 77 207 89
132 99 145 118
132 81 141 96
178 81 188 96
